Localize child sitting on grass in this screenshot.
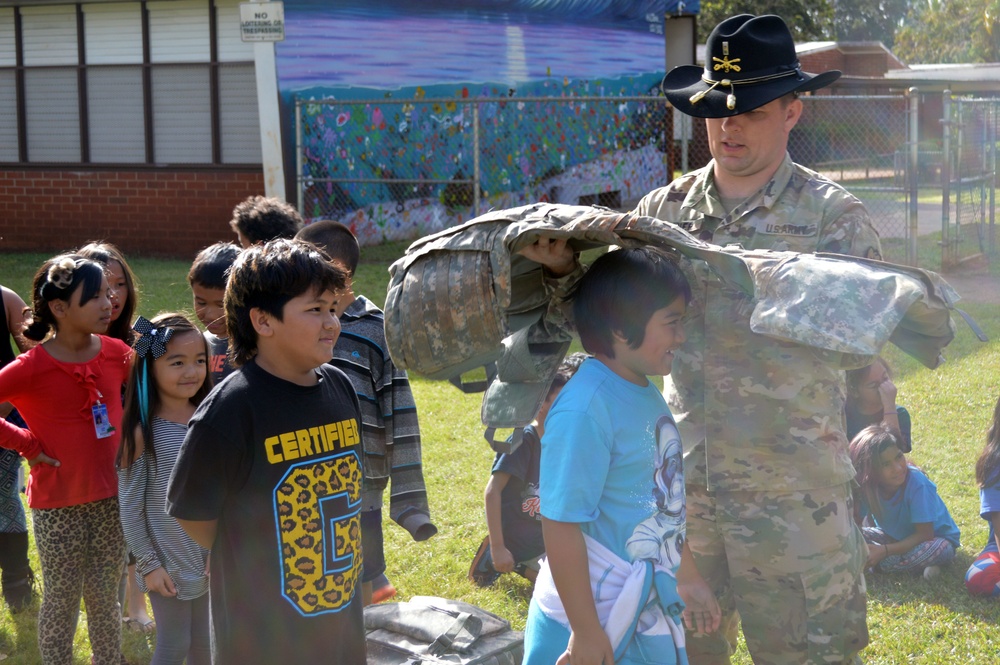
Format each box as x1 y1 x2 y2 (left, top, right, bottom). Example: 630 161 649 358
850 424 960 579
846 356 912 452
966 394 1000 597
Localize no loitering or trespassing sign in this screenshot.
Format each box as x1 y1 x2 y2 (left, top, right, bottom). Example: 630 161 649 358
239 2 285 42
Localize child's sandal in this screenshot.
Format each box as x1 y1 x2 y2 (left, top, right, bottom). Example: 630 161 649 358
123 617 156 634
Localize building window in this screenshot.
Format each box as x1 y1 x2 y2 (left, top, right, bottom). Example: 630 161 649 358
1 0 262 167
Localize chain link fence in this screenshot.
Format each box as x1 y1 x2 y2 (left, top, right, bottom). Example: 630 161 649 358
296 90 995 269
295 95 671 246
942 95 998 269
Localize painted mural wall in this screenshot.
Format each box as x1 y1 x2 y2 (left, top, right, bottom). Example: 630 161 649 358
276 0 697 244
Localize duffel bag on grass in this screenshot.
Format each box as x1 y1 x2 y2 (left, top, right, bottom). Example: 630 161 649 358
365 595 523 665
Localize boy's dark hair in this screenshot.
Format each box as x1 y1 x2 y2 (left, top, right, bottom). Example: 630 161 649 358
573 247 690 358
225 238 347 367
77 241 139 343
295 220 360 276
24 254 107 342
187 242 242 289
230 195 304 245
549 352 590 395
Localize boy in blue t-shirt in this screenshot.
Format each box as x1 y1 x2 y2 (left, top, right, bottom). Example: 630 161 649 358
519 245 720 665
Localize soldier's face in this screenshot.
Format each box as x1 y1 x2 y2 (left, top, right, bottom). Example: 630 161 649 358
706 96 802 184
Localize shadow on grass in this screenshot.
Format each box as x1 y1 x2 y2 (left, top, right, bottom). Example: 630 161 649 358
4 607 38 661
121 626 154 664
864 549 1000 622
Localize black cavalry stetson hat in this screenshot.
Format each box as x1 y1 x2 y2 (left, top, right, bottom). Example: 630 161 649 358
661 14 841 118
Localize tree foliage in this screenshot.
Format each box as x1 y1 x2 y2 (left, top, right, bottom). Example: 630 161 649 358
832 0 910 48
696 0 834 42
893 0 1000 64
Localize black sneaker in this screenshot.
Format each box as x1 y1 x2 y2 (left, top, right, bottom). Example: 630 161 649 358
468 536 500 587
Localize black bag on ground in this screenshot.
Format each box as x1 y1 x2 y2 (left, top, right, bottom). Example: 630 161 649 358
365 595 523 665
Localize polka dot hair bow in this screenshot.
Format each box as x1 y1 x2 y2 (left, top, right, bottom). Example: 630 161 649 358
132 316 174 359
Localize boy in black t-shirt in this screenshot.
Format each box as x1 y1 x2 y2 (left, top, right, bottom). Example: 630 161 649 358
167 238 365 664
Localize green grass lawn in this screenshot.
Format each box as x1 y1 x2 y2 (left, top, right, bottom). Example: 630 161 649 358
0 237 999 663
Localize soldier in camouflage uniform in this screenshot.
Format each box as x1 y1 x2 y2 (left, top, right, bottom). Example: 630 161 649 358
633 14 883 665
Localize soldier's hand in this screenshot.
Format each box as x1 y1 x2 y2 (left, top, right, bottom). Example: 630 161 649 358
517 237 577 277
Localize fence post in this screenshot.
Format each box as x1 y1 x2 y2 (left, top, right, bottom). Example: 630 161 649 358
991 103 997 256
473 101 481 218
295 100 304 217
941 90 951 270
908 88 919 266
680 112 689 174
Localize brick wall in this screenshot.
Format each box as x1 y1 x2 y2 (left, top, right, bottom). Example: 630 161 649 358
801 51 846 75
1 168 264 257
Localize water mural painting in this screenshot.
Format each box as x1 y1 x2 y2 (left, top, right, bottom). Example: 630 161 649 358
277 0 698 244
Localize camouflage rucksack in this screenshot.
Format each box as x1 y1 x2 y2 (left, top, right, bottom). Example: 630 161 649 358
384 203 983 452
383 203 752 450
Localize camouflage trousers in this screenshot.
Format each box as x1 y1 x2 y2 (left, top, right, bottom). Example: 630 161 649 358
685 482 869 665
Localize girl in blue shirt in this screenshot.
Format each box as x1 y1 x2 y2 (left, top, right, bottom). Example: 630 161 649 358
850 424 960 578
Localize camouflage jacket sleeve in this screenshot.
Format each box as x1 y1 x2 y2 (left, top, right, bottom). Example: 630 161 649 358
814 198 883 263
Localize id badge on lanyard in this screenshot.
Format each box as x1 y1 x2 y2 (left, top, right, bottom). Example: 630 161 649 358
91 391 114 439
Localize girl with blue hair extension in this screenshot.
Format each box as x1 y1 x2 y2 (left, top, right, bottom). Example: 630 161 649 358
118 313 213 665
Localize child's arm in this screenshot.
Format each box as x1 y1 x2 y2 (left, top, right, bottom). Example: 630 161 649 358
383 364 436 540
992 513 1000 553
676 541 721 635
119 427 177 598
0 418 52 466
0 288 32 422
0 363 55 466
2 287 33 354
542 517 614 665
877 379 913 451
484 471 515 573
175 519 218 550
867 522 935 568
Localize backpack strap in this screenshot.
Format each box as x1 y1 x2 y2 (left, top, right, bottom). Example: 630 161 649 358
426 610 483 655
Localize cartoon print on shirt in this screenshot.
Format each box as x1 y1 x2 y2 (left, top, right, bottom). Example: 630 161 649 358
625 415 686 567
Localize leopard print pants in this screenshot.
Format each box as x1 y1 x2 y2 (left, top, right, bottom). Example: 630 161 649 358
33 496 125 665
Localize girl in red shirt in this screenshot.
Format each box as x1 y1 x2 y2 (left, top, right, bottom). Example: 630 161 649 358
0 254 131 665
